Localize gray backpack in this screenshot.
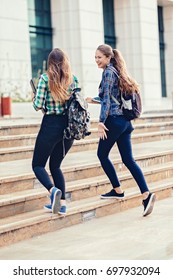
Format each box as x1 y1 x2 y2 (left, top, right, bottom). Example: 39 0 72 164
63 88 91 140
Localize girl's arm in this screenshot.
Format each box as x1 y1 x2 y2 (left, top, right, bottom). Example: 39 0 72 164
32 76 46 111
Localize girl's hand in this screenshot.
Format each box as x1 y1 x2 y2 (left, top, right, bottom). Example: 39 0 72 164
98 122 109 140
31 92 35 101
86 97 101 104
85 97 93 103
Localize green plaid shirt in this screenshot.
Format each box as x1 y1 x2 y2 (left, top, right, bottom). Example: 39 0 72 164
33 73 79 114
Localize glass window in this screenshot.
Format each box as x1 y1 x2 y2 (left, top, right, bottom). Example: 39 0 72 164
27 0 52 78
102 0 116 48
158 6 167 97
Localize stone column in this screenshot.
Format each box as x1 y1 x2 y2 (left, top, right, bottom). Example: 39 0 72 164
51 0 104 97
0 0 31 99
115 0 162 111
164 5 173 99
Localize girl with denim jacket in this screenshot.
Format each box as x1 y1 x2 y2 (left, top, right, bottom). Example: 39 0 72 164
86 44 155 217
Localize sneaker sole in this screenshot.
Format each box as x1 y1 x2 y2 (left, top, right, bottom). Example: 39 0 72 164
143 193 156 217
100 195 124 200
58 211 66 216
52 189 62 214
43 206 52 211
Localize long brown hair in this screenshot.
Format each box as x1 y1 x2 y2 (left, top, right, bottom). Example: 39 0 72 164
97 44 140 95
47 48 72 103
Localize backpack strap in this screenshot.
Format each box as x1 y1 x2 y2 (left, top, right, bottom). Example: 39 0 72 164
107 65 122 106
111 94 121 106
107 65 119 78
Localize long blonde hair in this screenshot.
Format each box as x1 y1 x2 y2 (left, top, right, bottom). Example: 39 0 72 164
97 44 140 95
47 48 73 103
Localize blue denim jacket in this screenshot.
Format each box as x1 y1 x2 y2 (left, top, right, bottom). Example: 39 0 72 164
98 64 123 123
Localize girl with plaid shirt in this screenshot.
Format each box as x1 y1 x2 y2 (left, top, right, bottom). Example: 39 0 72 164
32 48 78 215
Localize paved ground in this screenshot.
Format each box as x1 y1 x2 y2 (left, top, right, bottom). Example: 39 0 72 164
0 196 173 260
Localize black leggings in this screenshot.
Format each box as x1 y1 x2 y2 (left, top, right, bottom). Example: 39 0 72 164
97 115 149 194
32 114 74 199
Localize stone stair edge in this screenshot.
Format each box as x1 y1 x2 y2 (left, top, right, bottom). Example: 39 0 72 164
0 134 36 140
1 146 173 183
0 113 173 130
0 182 172 235
0 188 47 206
0 112 173 247
1 163 173 207
1 131 173 156
1 118 173 130
1 128 173 145
134 121 173 128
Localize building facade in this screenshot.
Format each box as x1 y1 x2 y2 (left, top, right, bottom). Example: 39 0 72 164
0 0 173 111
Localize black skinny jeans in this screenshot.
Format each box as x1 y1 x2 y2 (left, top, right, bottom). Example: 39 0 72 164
32 114 74 200
97 115 149 194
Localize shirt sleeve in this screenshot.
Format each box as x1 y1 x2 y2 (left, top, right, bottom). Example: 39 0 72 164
32 76 47 111
99 69 116 123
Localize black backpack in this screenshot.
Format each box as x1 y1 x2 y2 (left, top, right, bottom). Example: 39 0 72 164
63 88 91 140
120 92 142 121
108 66 142 121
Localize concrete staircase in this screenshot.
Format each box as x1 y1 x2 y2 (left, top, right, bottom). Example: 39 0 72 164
0 113 173 247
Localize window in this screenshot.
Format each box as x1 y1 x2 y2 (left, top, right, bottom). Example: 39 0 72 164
102 0 116 48
158 6 167 97
27 0 53 78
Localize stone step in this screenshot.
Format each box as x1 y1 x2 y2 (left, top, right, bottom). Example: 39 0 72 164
0 139 173 194
0 128 95 149
0 113 173 136
45 129 173 154
0 134 37 148
1 129 173 162
0 119 97 136
0 120 40 136
134 121 173 134
1 127 173 150
0 179 172 247
0 113 173 248
0 161 173 219
133 113 173 124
